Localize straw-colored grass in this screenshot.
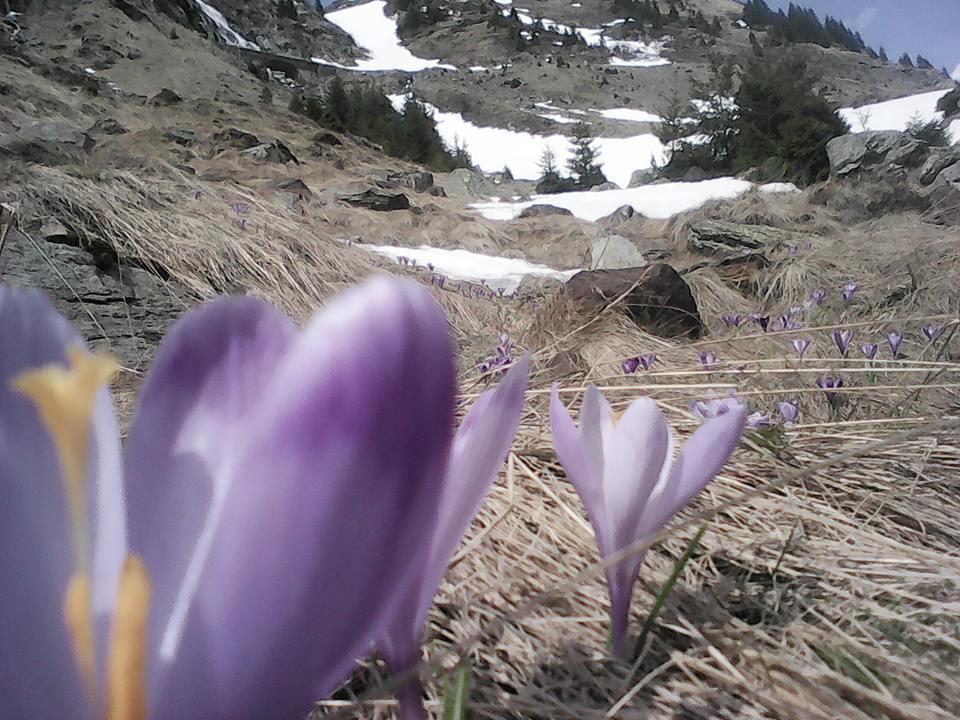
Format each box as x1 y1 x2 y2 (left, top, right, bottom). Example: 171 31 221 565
9 163 960 719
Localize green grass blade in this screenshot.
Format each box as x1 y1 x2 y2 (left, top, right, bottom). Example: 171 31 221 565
443 663 470 720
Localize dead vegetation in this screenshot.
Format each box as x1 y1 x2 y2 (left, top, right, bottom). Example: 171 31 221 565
7 161 960 720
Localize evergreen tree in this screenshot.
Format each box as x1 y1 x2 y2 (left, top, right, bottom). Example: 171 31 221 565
567 124 608 189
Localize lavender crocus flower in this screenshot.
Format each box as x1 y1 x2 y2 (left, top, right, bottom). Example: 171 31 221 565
699 351 719 371
841 282 859 304
811 288 828 305
888 331 903 358
860 343 878 360
922 323 945 342
832 329 854 355
749 314 770 332
637 354 657 371
777 400 801 424
816 376 845 406
622 357 641 375
722 314 742 329
746 412 771 429
0 278 461 720
380 357 528 720
792 337 812 359
550 386 745 659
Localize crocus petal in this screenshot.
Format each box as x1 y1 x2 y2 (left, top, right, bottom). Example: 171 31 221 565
580 384 613 488
382 357 529 719
147 277 456 720
0 287 123 720
640 402 746 537
550 384 606 551
123 295 298 706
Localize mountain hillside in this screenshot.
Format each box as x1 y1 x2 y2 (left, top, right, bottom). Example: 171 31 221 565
1 1 960 718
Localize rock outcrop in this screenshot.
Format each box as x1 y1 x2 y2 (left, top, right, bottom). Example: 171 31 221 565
565 264 702 338
826 131 926 176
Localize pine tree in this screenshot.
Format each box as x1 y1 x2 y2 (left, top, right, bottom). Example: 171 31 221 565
567 124 608 189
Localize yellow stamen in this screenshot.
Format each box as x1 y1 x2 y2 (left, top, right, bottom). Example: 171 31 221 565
107 556 151 720
12 347 119 573
64 574 96 695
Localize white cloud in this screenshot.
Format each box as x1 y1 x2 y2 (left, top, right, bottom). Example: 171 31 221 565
952 63 960 81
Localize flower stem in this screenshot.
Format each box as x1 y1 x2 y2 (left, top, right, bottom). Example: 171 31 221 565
633 523 708 662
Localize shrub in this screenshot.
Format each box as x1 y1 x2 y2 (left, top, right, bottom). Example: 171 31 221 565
907 116 950 147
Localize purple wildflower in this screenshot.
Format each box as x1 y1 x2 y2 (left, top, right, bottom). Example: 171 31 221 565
699 351 720 371
832 329 854 355
811 288 828 305
622 357 641 375
792 337 812 359
777 400 801 424
0 278 464 719
690 395 743 420
381 358 529 720
841 282 859 304
922 323 945 342
860 343 878 360
637 354 657 371
722 314 743 329
746 412 771 429
749 314 770 332
888 331 903 358
550 386 746 659
816 376 845 406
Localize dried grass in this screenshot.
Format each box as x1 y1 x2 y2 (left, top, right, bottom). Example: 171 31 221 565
9 163 960 719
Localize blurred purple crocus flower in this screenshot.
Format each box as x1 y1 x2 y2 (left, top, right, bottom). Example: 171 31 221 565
832 329 854 355
816 376 845 406
722 314 742 329
638 354 657 371
888 331 903 358
749 314 770 332
699 351 719 371
811 288 827 305
0 278 461 720
746 412 771 429
380 357 529 720
777 400 801 424
550 386 745 659
922 324 945 342
622 357 641 375
860 343 878 360
792 337 812 359
841 282 859 304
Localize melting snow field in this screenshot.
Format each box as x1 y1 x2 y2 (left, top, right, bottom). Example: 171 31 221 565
389 94 666 188
840 89 959 143
314 0 454 72
353 243 577 293
472 180 798 223
196 0 260 51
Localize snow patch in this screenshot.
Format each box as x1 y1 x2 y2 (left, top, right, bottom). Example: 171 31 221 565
314 0 454 72
354 243 576 293
594 107 661 123
471 179 797 223
389 94 666 188
839 89 953 134
196 0 260 51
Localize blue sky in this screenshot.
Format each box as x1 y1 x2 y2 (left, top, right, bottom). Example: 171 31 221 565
765 0 960 79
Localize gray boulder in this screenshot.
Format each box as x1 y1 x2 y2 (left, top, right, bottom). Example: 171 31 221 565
590 234 648 270
519 204 573 219
337 188 410 211
597 204 636 226
827 131 926 176
919 147 960 186
628 168 657 187
239 139 298 164
1 122 95 165
688 219 792 258
589 181 621 192
385 170 434 193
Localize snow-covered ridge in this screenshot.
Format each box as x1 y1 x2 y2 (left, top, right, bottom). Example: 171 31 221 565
313 0 454 72
472 180 799 223
195 0 260 51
